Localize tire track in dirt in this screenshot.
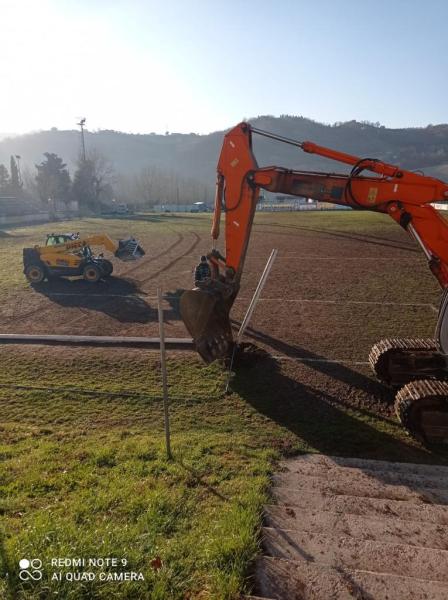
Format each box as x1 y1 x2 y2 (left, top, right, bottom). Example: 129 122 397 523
61 231 201 330
0 299 93 327
117 229 184 278
254 223 417 253
116 232 203 336
137 232 201 288
0 301 50 325
58 228 185 328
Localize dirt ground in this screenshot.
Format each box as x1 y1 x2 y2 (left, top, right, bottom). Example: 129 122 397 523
0 211 442 421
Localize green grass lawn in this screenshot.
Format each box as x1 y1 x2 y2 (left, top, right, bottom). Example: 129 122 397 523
1 345 446 600
0 348 275 600
1 212 447 599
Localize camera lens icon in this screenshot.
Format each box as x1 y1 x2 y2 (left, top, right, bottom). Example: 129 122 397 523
19 558 43 581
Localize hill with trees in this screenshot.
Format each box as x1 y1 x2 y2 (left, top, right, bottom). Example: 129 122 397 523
1 115 447 209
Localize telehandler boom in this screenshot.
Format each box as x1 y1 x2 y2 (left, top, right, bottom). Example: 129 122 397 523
180 122 448 443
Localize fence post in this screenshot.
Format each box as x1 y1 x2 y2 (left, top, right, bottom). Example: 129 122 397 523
157 288 172 460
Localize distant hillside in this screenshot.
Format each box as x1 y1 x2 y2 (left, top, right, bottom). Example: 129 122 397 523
1 116 448 185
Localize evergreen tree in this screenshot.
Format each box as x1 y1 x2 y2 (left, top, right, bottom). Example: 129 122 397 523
35 153 71 206
0 164 10 195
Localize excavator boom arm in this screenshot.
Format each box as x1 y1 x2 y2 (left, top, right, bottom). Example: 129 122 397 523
181 123 448 445
180 122 448 363
215 123 448 286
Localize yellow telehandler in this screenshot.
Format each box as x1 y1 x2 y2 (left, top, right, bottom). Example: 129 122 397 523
23 232 145 283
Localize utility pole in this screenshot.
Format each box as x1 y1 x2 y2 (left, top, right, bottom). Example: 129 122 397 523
77 118 87 162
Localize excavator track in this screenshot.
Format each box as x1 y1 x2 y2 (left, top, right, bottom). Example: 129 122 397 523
396 379 448 444
369 338 446 387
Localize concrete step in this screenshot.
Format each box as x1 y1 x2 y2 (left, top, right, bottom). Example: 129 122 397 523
255 556 448 600
272 487 448 524
264 505 448 550
280 460 448 490
262 526 448 582
254 454 448 598
280 454 448 478
272 472 448 504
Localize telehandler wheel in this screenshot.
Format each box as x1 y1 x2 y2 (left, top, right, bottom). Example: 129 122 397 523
25 264 46 284
83 264 102 283
395 379 448 444
100 259 113 276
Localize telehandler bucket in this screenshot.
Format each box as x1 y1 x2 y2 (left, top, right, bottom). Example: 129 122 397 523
180 287 234 363
115 238 145 261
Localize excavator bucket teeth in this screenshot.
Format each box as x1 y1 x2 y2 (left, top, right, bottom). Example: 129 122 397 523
180 288 234 363
115 238 145 261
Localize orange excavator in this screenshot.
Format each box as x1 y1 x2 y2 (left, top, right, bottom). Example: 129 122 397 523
180 122 448 443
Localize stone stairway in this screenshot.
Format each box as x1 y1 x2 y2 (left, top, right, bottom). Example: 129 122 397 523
252 454 448 600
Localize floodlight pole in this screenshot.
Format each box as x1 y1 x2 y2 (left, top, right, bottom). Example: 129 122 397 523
77 118 87 162
157 288 172 459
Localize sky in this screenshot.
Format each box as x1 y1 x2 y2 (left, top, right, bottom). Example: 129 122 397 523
1 0 447 135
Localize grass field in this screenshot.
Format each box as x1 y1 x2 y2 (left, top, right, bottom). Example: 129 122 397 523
1 211 447 599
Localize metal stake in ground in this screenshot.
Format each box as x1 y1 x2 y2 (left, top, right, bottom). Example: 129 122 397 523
157 288 172 460
225 248 278 393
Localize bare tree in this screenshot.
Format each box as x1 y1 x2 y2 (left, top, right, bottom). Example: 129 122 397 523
21 165 37 194
72 148 115 213
115 164 214 210
89 149 115 201
134 166 157 207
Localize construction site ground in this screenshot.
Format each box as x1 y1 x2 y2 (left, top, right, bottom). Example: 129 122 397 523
1 212 448 599
0 211 441 420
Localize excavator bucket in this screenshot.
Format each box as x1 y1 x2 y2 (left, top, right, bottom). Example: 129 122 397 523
180 288 234 363
115 238 145 261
